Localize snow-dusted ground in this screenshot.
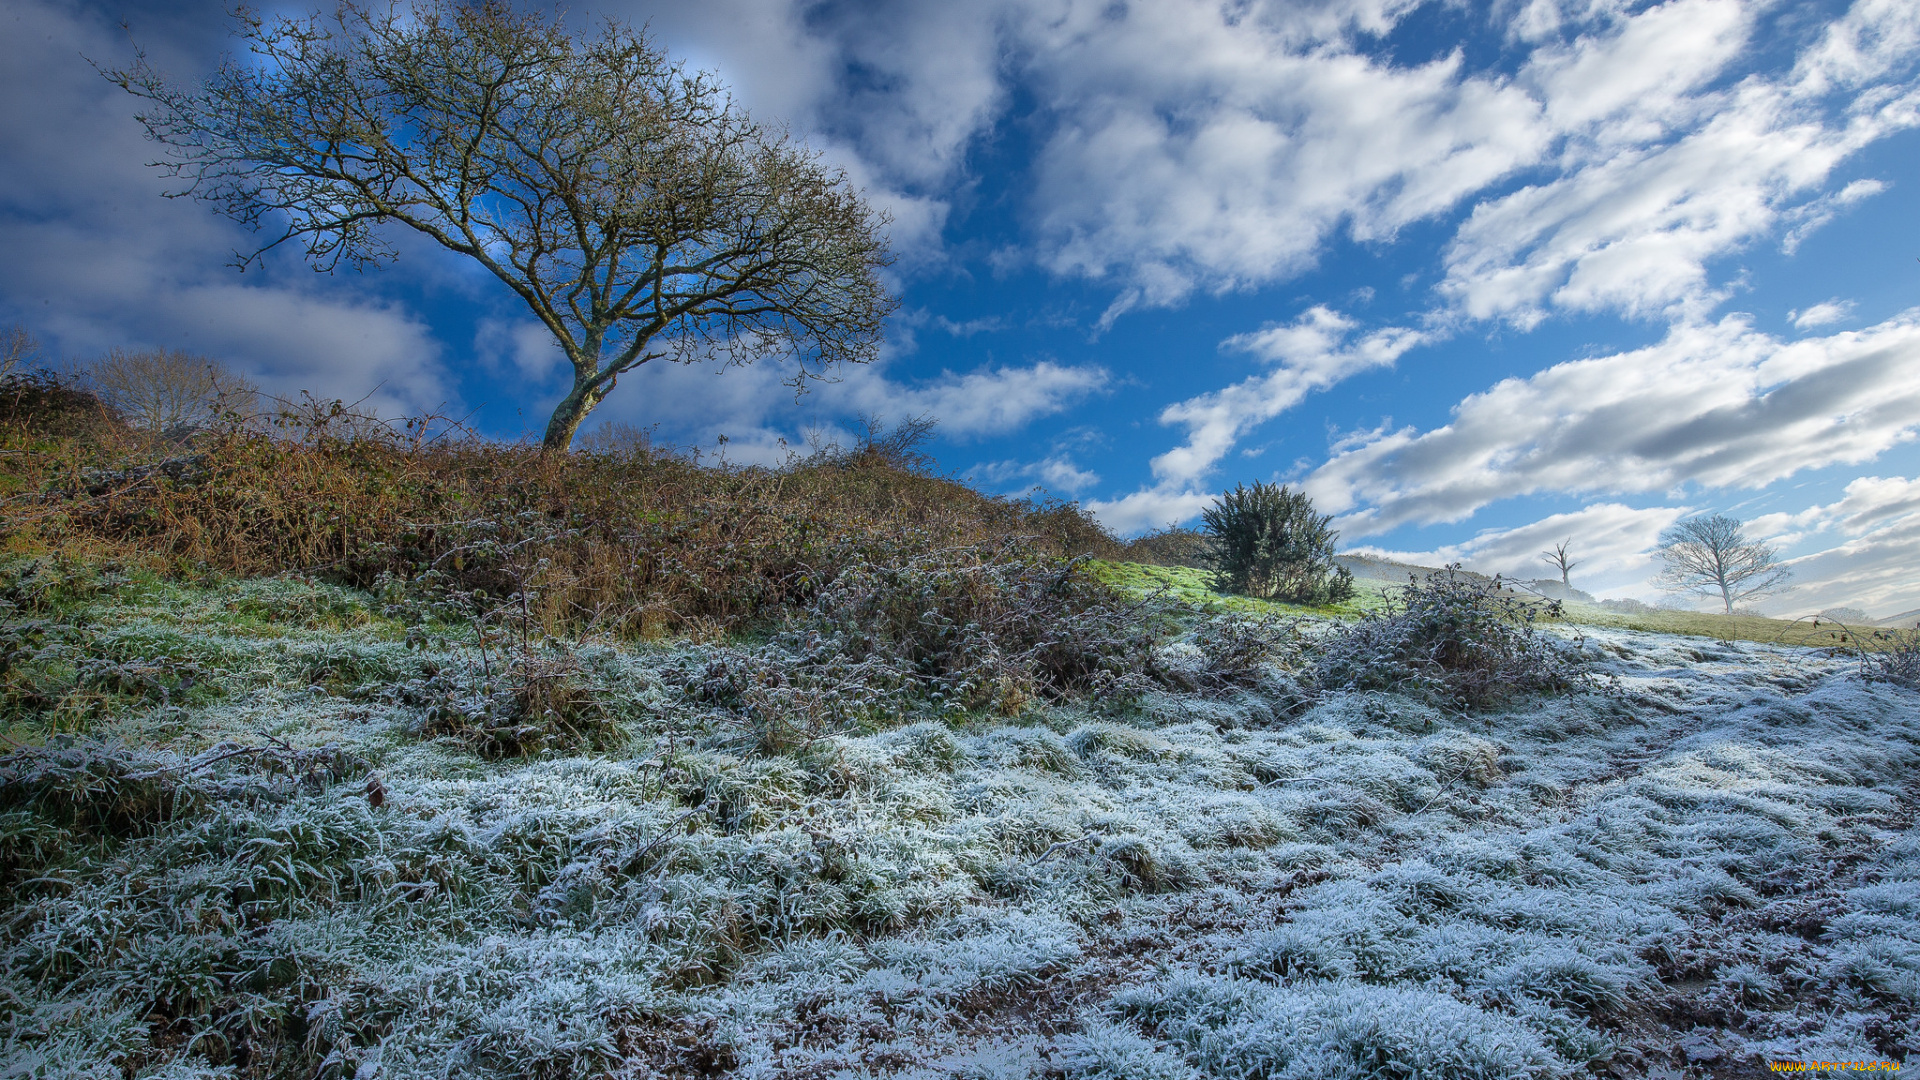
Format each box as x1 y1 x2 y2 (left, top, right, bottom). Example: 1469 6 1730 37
3 578 1916 1079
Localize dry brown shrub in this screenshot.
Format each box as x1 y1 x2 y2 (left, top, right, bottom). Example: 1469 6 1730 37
1120 526 1210 568
1 416 1125 640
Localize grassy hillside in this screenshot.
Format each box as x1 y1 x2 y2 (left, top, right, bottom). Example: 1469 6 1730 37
4 385 1919 1078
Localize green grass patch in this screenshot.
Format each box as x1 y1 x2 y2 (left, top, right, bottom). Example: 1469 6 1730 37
1552 601 1874 649
1091 560 1387 619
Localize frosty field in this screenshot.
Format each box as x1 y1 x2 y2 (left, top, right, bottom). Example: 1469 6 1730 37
3 567 1917 1079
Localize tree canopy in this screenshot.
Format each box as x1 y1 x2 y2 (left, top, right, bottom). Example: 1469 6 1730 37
83 348 258 436
107 0 895 449
1654 514 1791 614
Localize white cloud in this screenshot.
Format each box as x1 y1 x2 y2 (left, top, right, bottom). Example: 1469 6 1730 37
865 360 1110 436
1441 0 1920 327
1083 487 1220 536
1151 306 1426 488
582 348 1108 454
970 454 1101 495
798 2 1009 192
1791 299 1857 329
1748 477 1920 615
0 0 457 418
1082 305 1424 535
476 319 567 385
1822 474 1920 532
601 0 1002 266
1439 92 1909 326
1525 0 1751 138
1752 474 1920 543
1781 178 1887 254
1777 511 1920 617
1791 0 1920 94
1022 0 1550 313
1308 312 1920 536
1008 0 1920 329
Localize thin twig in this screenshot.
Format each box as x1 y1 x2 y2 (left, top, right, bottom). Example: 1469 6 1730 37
1034 834 1098 863
623 806 712 874
1263 773 1335 788
1411 769 1464 817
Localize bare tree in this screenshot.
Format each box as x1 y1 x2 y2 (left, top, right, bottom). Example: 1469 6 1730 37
106 0 894 451
1 324 41 381
1540 538 1578 589
1654 514 1791 614
83 348 258 436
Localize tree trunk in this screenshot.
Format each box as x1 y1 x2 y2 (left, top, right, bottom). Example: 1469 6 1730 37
542 380 604 452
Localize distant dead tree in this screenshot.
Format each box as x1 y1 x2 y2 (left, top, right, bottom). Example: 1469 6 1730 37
84 348 258 435
1654 514 1791 615
1540 538 1578 589
2 324 41 381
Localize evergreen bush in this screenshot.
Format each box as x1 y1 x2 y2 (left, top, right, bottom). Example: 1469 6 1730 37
1200 482 1354 604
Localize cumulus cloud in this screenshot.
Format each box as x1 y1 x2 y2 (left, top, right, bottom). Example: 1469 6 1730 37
1780 178 1887 254
1778 512 1920 617
1442 0 1919 327
1524 0 1751 137
1790 299 1857 329
1083 487 1220 536
1152 306 1426 488
1020 0 1549 317
0 0 458 417
970 454 1101 495
601 0 1003 265
1439 107 1909 326
996 0 1920 328
1307 312 1920 536
579 346 1108 459
856 360 1110 436
1818 474 1920 533
1742 476 1920 615
1079 305 1424 534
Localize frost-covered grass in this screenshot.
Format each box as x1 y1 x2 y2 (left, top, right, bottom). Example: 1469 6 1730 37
4 566 1918 1079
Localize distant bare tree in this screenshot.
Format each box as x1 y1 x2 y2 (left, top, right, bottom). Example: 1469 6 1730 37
1654 515 1791 615
575 420 657 458
84 348 258 435
1540 538 1578 589
1 324 41 381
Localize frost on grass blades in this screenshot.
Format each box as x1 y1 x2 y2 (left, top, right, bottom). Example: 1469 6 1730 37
1 556 1918 1079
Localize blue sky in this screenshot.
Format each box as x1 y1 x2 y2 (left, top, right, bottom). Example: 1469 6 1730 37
3 0 1919 616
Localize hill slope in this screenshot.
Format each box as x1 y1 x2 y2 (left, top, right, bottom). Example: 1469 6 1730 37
3 563 1916 1078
